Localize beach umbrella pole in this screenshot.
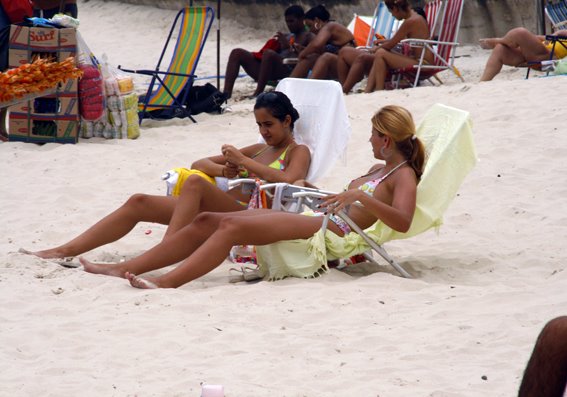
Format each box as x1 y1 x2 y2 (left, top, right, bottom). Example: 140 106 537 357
217 0 221 90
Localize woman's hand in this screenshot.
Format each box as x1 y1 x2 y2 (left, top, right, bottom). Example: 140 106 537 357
222 144 246 166
275 31 290 49
223 162 239 178
320 190 363 213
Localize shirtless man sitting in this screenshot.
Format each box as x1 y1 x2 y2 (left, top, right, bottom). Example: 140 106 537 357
222 5 313 99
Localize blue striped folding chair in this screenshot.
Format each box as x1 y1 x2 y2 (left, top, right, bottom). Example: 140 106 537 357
545 0 567 32
366 1 398 45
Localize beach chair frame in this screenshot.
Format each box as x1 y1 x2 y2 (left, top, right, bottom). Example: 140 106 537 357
119 7 214 124
258 184 412 277
390 0 465 89
366 1 398 45
545 0 567 32
524 34 567 78
255 104 477 280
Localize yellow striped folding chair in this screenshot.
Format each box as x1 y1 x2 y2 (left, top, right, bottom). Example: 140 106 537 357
119 7 214 123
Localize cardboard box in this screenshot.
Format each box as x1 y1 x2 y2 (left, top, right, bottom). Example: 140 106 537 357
9 25 77 51
8 113 79 144
7 117 29 141
8 25 77 67
59 78 78 93
55 120 79 142
8 48 29 68
57 49 77 62
9 95 79 117
58 28 77 48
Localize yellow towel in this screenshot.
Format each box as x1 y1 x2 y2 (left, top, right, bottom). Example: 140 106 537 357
256 104 477 280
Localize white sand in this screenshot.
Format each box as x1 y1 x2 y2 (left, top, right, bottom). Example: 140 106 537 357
1 1 567 396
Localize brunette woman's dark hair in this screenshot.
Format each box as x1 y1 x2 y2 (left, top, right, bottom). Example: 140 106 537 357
254 91 300 130
305 4 330 22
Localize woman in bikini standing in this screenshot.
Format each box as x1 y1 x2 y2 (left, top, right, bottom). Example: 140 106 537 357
290 4 355 79
79 105 426 289
339 0 432 93
23 92 311 260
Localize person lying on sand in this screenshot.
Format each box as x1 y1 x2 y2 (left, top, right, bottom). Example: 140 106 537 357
79 105 426 289
479 28 567 81
21 91 310 260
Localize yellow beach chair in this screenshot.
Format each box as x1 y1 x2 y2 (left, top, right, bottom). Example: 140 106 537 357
119 7 215 123
255 103 477 280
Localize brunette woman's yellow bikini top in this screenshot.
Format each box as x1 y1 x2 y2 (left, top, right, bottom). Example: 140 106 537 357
238 145 290 178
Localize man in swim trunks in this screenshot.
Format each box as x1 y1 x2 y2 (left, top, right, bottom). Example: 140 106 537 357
222 5 313 99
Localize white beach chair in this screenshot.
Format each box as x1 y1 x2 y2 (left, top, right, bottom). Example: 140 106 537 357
225 78 351 268
255 103 477 280
228 77 351 193
164 78 351 196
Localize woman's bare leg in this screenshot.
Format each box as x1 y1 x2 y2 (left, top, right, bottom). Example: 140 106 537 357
480 28 549 81
480 28 547 55
365 49 418 92
309 53 338 79
290 53 319 78
365 63 376 92
164 175 247 239
26 194 177 259
480 44 526 81
337 47 361 86
130 211 341 289
343 52 374 93
81 209 275 277
223 48 261 98
253 49 290 97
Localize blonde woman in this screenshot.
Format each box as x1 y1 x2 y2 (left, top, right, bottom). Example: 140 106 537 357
80 105 427 289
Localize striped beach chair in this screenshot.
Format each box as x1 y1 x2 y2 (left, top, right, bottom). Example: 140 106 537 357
390 0 465 88
367 1 398 44
545 0 567 32
119 7 214 123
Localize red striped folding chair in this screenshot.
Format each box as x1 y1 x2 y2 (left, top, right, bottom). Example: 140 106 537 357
390 0 465 89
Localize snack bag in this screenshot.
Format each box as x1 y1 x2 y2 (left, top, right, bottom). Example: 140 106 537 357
77 33 107 124
100 54 139 139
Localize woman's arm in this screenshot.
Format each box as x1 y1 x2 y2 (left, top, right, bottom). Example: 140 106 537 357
233 144 312 183
356 172 416 232
321 168 417 233
376 17 418 51
299 26 332 59
191 143 265 178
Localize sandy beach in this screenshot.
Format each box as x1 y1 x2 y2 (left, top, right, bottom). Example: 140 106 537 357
1 1 567 396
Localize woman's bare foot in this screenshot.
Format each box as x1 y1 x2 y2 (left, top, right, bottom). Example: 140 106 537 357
19 247 69 259
80 257 125 278
479 38 501 50
125 272 159 289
